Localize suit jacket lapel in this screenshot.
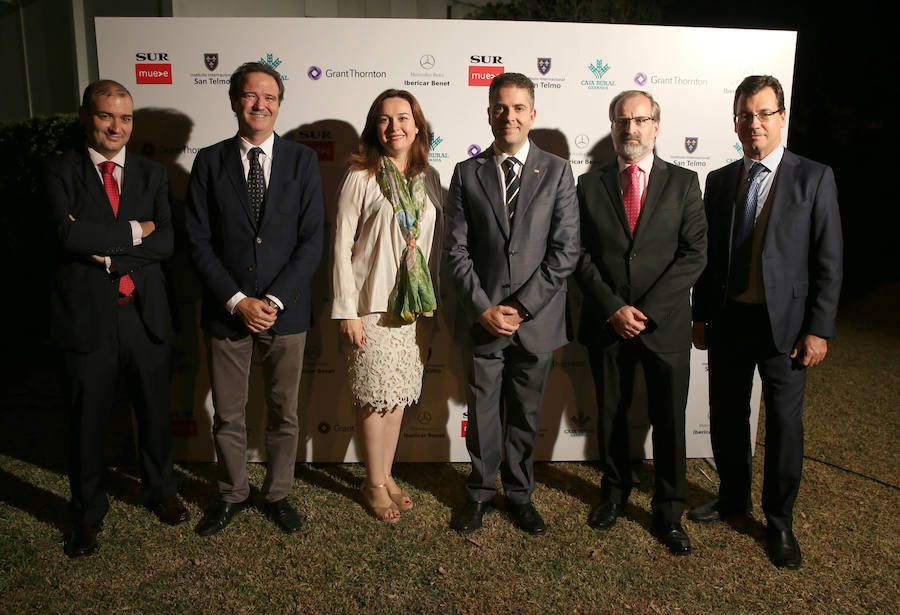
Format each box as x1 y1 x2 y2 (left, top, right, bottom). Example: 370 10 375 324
260 134 286 231
513 143 548 227
763 150 797 249
118 153 143 220
76 150 116 220
634 156 669 243
223 136 255 227
599 162 631 237
474 147 509 240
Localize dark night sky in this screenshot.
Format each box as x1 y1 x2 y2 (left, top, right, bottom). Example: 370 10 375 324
664 0 893 299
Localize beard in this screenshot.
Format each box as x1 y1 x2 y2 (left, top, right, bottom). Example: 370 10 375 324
615 135 653 161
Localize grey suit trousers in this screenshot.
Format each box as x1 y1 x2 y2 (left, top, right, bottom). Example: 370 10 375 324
207 330 306 502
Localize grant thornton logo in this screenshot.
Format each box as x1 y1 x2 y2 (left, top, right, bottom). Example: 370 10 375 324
634 72 648 86
307 66 322 80
467 144 482 157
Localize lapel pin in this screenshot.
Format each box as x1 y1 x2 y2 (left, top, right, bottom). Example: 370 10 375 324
533 169 540 173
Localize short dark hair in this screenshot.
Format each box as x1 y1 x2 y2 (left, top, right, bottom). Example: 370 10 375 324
229 61 284 103
80 79 131 112
350 89 430 178
489 72 535 109
608 90 660 123
733 75 784 115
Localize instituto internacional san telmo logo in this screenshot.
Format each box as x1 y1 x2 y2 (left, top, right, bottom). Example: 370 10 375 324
581 59 615 90
537 57 551 75
685 137 699 154
204 53 218 72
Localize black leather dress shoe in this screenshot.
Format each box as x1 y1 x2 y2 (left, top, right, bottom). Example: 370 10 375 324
688 498 752 523
653 521 692 555
266 498 303 534
68 522 101 558
508 502 547 536
451 500 494 534
767 528 802 570
196 498 251 537
587 499 624 531
148 495 190 525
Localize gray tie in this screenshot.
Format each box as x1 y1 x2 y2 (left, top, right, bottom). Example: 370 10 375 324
248 147 265 225
503 156 521 221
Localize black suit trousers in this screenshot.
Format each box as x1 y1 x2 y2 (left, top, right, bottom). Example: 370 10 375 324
707 300 807 533
65 300 175 525
588 339 689 522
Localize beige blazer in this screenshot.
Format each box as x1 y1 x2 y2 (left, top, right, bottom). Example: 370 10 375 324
331 165 442 319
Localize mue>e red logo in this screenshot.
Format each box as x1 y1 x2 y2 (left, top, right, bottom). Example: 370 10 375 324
461 420 468 437
135 63 172 84
468 65 503 86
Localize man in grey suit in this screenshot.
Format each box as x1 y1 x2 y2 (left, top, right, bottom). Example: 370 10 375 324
690 75 842 569
576 90 707 555
445 72 580 535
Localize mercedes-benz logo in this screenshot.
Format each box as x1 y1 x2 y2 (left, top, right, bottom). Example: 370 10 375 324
420 54 435 70
575 134 590 149
417 411 432 424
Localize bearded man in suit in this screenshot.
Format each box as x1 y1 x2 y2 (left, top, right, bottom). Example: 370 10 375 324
576 90 707 556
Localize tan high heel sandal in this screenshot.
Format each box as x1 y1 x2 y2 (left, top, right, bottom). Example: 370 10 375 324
385 474 413 511
361 482 400 522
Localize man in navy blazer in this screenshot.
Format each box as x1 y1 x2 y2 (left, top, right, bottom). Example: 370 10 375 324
690 75 843 569
48 80 188 558
576 90 707 556
445 73 580 536
186 62 324 536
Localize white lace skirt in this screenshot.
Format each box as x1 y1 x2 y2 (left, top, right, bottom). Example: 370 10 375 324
348 313 425 413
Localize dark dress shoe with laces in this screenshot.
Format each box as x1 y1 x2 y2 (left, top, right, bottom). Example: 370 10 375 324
266 498 303 534
148 495 190 525
451 500 494 534
688 498 752 523
587 499 624 531
653 520 692 555
508 502 547 536
68 522 101 558
196 498 251 537
767 528 802 570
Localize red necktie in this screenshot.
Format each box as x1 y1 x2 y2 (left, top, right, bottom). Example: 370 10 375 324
100 161 135 296
623 164 641 234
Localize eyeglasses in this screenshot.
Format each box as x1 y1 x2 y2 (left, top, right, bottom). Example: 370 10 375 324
612 116 655 128
734 109 783 124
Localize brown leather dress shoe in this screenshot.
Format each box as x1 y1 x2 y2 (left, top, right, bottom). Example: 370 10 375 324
148 495 190 525
68 522 101 558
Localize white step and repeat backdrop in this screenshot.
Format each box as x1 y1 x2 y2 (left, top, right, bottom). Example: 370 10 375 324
96 17 792 463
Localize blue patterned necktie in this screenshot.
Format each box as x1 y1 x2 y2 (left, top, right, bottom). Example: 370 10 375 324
729 161 767 293
732 162 767 252
248 147 264 225
503 156 521 221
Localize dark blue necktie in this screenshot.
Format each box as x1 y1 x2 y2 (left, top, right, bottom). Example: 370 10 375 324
729 162 767 293
248 147 264 225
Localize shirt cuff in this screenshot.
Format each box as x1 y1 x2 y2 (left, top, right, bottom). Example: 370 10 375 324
226 291 247 314
129 220 143 246
104 256 113 273
265 294 284 311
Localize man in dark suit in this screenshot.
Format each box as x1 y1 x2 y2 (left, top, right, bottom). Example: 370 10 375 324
47 80 188 558
186 62 323 536
445 73 580 536
576 90 707 555
690 75 842 569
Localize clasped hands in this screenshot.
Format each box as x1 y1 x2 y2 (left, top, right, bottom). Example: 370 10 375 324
235 297 278 333
478 301 526 337
609 305 648 339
